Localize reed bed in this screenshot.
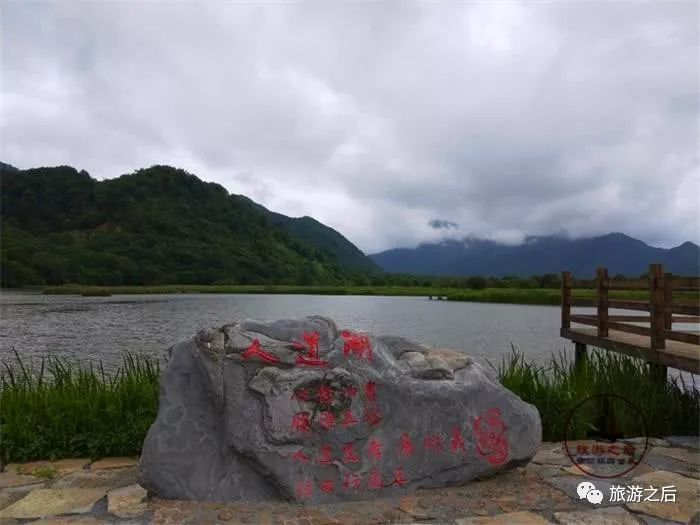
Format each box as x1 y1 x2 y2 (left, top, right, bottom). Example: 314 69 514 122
0 350 159 463
496 347 699 441
43 284 683 306
1 347 697 462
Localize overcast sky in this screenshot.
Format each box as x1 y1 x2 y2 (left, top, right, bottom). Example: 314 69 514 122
2 2 698 253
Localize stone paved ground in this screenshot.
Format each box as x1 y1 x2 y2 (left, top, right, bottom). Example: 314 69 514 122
0 437 697 525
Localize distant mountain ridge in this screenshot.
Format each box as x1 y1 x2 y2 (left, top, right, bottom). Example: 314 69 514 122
239 196 378 272
0 163 376 286
370 233 700 277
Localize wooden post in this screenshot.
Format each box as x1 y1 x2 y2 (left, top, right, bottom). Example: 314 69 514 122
648 363 667 383
649 264 667 383
649 264 665 350
597 267 609 337
575 342 587 373
664 272 673 331
561 271 572 334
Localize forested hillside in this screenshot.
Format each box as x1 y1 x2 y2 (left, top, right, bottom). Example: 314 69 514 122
1 164 375 287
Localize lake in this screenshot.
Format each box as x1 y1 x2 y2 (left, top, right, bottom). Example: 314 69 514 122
4 290 698 384
1 290 574 371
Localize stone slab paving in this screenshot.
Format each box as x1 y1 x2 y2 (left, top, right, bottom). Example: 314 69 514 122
553 506 640 524
626 471 700 524
0 438 697 524
108 484 149 518
89 457 139 470
4 459 89 477
0 488 106 519
0 472 46 490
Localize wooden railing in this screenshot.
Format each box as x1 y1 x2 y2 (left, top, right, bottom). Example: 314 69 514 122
561 264 700 350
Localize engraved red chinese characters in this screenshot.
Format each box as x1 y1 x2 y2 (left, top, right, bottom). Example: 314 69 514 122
291 412 312 433
242 339 280 364
473 407 509 465
341 409 358 428
342 443 360 463
343 385 358 398
367 438 382 461
318 384 334 405
450 426 466 453
343 472 361 491
292 450 310 463
340 330 372 361
320 479 335 494
318 444 333 465
294 331 328 367
367 468 382 490
392 467 408 486
399 433 414 457
363 406 382 427
292 387 311 401
424 434 443 452
319 411 335 430
364 381 377 401
295 479 313 499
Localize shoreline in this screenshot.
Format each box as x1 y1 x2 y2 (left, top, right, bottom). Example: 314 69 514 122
20 285 685 306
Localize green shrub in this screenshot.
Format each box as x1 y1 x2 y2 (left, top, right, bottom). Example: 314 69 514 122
496 347 699 441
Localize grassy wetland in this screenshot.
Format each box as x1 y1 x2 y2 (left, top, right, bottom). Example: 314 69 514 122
2 348 697 463
42 283 700 306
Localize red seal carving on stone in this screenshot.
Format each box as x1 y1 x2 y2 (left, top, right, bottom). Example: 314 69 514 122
473 408 508 465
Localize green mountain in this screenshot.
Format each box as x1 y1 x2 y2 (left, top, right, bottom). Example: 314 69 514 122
0 163 376 287
240 197 378 273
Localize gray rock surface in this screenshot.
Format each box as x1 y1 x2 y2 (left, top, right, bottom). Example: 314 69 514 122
139 316 541 503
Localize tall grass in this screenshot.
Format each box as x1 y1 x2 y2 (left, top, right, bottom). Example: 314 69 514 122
42 284 689 306
0 350 160 463
1 347 697 463
496 347 700 441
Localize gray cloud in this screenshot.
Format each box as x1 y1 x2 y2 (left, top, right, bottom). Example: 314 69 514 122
2 2 698 253
429 219 460 230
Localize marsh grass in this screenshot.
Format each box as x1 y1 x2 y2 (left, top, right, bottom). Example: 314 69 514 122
42 284 692 306
1 346 697 462
0 349 160 463
495 347 700 441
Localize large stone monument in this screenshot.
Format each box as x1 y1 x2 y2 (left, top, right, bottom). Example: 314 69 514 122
139 316 541 503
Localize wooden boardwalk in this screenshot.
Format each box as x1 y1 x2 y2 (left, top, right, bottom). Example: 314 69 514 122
561 327 700 374
560 264 700 377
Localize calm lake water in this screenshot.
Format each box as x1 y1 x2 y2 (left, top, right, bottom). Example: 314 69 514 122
1 291 575 372
5 290 699 379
